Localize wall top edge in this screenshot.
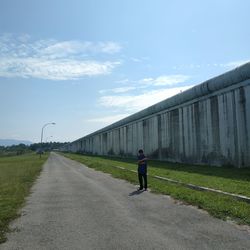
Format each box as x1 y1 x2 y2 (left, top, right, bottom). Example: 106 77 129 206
72 62 250 144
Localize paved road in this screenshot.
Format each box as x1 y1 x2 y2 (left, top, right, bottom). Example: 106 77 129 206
1 153 250 250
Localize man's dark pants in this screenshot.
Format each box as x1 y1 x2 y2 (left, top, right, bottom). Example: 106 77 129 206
138 172 147 189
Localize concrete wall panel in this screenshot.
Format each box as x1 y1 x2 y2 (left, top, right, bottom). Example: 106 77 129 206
64 63 250 167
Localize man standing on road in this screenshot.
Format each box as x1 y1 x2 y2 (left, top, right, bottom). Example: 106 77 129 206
137 149 148 191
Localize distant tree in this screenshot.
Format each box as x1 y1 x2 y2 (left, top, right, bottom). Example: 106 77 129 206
0 143 31 156
0 142 69 157
29 142 70 152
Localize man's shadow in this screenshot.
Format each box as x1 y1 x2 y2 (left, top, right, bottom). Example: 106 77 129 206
129 190 144 196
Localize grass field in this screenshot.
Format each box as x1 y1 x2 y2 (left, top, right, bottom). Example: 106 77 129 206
0 153 49 243
63 153 250 226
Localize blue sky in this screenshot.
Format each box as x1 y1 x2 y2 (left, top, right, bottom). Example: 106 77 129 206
0 0 249 142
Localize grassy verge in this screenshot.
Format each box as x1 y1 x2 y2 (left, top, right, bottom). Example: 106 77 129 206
62 153 250 225
0 153 49 243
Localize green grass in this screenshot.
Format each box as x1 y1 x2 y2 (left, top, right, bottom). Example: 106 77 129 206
62 153 250 225
0 153 49 243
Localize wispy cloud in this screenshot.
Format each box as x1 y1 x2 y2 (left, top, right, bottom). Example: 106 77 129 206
116 78 129 84
0 34 122 80
222 60 249 69
99 85 194 112
172 60 249 70
130 57 142 62
128 56 149 63
99 86 136 94
139 75 190 86
0 58 119 80
99 42 122 54
99 74 190 95
87 113 131 126
40 41 122 58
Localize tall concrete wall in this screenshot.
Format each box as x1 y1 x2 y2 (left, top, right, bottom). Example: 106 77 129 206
64 63 250 167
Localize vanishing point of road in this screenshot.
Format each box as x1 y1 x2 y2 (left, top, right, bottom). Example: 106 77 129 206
1 152 250 250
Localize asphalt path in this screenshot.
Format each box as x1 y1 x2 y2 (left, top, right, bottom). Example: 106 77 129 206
1 152 250 250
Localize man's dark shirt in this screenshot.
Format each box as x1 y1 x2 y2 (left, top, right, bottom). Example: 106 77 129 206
137 154 147 175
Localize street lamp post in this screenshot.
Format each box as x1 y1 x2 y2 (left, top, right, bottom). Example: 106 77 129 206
40 122 56 158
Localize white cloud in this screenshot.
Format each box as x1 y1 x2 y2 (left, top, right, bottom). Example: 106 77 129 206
87 113 131 126
140 78 154 84
130 57 142 62
99 74 190 95
0 34 122 80
98 74 191 109
41 41 122 58
140 75 190 86
99 85 194 112
41 41 85 58
99 86 136 94
99 42 122 54
172 60 250 70
0 58 119 80
129 56 149 63
112 86 136 93
115 78 130 84
222 60 249 69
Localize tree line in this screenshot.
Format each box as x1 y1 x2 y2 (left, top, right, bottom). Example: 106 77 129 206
0 142 69 156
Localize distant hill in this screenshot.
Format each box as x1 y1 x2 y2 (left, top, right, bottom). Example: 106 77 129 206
0 139 33 146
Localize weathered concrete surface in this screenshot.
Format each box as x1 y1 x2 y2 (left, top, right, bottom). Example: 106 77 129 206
1 153 250 250
64 63 250 167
